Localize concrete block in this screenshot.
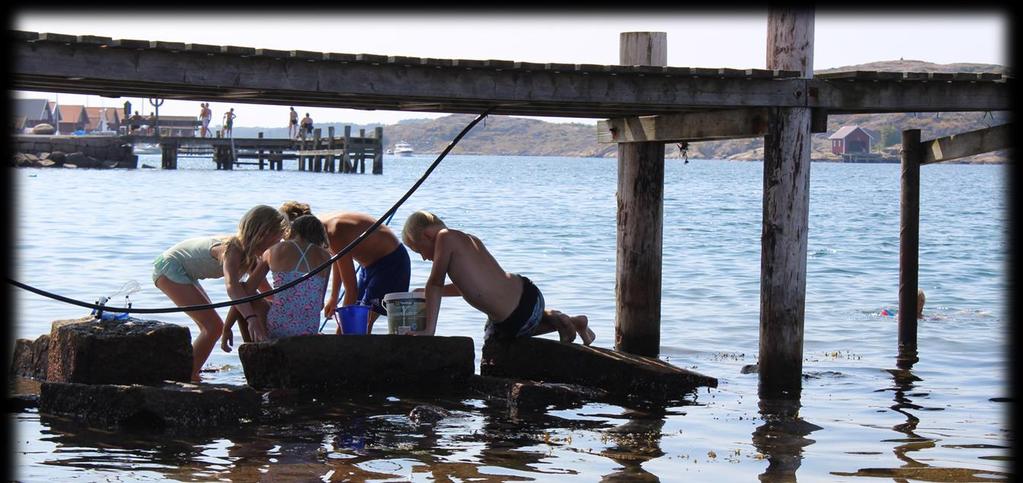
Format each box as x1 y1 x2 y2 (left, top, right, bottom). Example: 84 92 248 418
46 316 192 385
39 381 259 430
9 335 50 379
239 334 474 394
481 337 717 402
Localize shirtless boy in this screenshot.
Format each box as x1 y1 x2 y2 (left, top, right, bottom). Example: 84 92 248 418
279 201 411 331
401 210 594 344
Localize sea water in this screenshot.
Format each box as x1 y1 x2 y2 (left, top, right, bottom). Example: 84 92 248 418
10 153 1011 481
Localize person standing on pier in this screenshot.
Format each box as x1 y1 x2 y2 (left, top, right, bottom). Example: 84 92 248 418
288 107 299 139
223 108 236 138
128 111 142 135
199 103 212 138
300 112 313 140
151 205 287 382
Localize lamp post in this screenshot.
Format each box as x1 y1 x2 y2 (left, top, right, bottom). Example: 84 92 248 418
148 97 164 137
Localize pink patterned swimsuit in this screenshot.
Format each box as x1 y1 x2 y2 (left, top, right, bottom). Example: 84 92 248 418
266 241 329 339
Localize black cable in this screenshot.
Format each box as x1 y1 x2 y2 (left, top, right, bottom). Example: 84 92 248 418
8 108 495 314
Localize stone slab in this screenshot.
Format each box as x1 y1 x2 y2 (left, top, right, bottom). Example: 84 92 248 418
239 334 474 394
46 316 192 385
39 381 259 430
481 337 717 402
10 335 50 380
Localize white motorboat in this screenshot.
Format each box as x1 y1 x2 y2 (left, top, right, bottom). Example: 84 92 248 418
393 141 413 156
134 141 161 154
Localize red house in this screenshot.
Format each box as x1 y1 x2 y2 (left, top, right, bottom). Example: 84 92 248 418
828 125 874 155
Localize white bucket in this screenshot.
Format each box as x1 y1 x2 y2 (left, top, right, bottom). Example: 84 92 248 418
382 291 426 335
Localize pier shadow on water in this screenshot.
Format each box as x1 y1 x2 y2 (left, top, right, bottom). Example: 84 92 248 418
22 389 698 482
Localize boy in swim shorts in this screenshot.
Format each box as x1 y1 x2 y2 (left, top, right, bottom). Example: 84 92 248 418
402 210 594 344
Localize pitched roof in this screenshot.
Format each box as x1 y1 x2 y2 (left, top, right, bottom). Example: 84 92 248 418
56 105 87 123
13 99 51 120
828 125 874 140
84 107 119 130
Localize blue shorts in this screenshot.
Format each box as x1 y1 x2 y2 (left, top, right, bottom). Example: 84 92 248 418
357 244 411 315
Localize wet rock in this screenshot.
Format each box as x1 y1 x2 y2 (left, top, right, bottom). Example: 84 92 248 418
481 337 717 402
408 404 450 425
66 151 101 168
740 363 759 374
47 316 192 385
239 334 474 395
39 381 260 431
10 335 50 380
7 394 40 412
509 381 609 412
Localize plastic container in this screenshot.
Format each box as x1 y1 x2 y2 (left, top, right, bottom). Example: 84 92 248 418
337 304 370 335
382 291 427 335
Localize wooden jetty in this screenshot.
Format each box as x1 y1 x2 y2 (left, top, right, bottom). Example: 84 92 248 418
8 9 1013 404
127 125 383 172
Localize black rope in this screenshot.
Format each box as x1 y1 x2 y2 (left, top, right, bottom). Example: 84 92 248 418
8 108 495 314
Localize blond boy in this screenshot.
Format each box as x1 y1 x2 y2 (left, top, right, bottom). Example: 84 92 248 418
402 210 594 344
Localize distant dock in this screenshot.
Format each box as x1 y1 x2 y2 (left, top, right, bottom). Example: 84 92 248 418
140 125 384 173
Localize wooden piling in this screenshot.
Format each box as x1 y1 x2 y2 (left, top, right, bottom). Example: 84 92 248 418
313 128 322 172
898 129 921 355
343 125 352 173
373 127 384 175
359 128 367 173
614 32 666 358
327 126 336 172
257 132 265 170
759 7 814 400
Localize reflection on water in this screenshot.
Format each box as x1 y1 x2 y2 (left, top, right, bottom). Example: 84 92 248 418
751 398 821 483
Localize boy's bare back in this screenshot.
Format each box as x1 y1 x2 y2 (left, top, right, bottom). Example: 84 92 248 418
426 228 522 323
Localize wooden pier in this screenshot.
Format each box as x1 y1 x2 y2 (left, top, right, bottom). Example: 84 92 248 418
130 126 383 173
9 13 1012 406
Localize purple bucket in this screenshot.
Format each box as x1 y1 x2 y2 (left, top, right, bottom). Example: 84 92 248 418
337 305 370 335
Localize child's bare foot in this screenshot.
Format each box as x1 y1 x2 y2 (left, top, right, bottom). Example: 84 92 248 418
570 315 595 345
551 311 576 343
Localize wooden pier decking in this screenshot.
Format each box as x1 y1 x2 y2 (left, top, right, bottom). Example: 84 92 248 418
128 125 383 172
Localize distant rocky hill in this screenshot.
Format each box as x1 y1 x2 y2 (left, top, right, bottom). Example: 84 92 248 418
236 60 1009 163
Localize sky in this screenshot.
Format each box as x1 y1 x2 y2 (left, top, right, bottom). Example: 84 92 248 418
11 9 1011 128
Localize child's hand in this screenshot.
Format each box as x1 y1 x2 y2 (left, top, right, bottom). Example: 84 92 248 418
221 329 234 353
412 287 425 294
248 317 269 342
324 296 338 319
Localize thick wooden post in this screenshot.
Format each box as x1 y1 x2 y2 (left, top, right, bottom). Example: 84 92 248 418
258 132 265 170
313 128 322 172
327 126 336 172
373 127 384 175
759 7 814 400
615 32 666 357
359 128 367 173
898 129 921 361
343 125 352 173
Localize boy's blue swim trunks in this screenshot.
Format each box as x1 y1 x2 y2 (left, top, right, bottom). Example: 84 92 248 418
357 244 411 315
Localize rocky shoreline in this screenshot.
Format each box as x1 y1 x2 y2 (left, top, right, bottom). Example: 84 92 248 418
13 151 123 169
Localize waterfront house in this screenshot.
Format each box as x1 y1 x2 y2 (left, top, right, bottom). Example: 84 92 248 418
84 107 121 133
54 104 89 134
828 125 875 155
13 98 55 131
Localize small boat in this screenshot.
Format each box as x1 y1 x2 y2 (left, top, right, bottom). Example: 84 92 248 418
393 141 413 156
133 143 162 155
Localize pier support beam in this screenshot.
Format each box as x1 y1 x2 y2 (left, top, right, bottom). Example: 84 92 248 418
759 7 814 400
898 129 921 364
614 32 666 358
373 127 384 175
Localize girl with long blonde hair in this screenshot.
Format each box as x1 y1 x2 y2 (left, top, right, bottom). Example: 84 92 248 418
152 204 286 382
